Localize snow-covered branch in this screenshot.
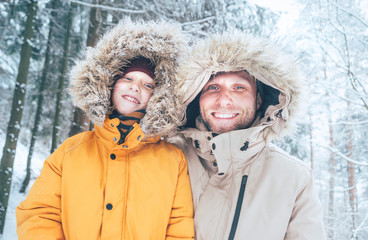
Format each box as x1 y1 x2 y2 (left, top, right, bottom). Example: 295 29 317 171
181 16 216 26
313 28 348 72
308 6 367 99
318 80 366 107
353 212 368 237
329 1 368 28
329 119 368 125
315 143 368 166
70 0 146 13
183 27 209 37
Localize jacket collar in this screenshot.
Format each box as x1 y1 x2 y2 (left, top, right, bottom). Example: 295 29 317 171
182 117 266 175
95 117 160 149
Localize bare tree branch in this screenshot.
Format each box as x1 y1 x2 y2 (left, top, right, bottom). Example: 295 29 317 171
329 1 368 28
311 3 368 110
316 143 368 166
353 212 368 237
70 0 146 13
181 16 216 26
334 4 368 109
329 119 368 125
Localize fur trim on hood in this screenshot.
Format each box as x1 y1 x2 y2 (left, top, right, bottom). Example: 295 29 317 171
68 18 188 137
175 30 305 141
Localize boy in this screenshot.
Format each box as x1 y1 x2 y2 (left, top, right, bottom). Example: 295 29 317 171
16 19 194 240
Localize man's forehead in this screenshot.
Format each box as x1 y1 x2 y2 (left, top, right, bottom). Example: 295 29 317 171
208 71 254 83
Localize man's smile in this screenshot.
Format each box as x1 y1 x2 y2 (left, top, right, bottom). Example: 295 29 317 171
211 112 239 119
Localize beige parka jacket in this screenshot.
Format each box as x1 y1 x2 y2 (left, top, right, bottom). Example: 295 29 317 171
171 31 326 240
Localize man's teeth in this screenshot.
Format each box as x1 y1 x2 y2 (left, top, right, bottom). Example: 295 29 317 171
124 96 139 104
213 113 237 118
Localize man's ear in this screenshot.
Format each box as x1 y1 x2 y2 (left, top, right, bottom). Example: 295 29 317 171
256 92 262 111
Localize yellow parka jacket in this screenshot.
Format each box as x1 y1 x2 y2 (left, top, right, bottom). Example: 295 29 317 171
17 119 194 239
16 18 194 239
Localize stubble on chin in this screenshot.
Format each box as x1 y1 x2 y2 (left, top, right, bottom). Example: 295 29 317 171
202 111 256 134
205 121 243 134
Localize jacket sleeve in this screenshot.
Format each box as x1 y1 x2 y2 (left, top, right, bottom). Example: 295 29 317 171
166 151 195 240
16 142 66 240
285 172 326 240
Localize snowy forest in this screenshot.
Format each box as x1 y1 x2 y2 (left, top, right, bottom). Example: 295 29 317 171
0 0 367 239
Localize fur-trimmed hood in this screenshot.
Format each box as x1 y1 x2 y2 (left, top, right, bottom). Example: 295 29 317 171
68 18 188 137
175 30 305 141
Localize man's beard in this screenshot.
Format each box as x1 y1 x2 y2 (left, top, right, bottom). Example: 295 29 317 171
202 108 257 134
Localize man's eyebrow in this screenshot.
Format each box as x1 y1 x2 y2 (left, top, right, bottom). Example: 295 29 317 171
235 78 252 84
207 76 216 82
203 78 216 86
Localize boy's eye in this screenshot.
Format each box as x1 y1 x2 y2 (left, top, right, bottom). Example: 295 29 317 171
124 77 133 81
145 83 154 89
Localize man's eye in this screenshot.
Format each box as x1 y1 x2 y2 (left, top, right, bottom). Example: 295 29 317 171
234 86 245 90
207 85 218 90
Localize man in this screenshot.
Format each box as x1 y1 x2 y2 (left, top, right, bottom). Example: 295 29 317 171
172 31 326 240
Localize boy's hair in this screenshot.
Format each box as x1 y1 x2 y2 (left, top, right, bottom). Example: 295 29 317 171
113 57 156 83
124 57 155 79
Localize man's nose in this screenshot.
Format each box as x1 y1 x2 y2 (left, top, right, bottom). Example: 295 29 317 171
216 90 233 107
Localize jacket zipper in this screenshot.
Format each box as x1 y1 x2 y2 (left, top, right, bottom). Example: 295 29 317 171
228 175 248 240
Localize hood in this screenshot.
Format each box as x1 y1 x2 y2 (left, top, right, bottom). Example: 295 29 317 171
175 30 305 141
68 18 188 137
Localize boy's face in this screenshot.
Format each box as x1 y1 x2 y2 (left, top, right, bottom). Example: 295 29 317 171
112 71 155 115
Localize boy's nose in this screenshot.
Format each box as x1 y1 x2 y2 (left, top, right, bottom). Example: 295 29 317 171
129 83 140 92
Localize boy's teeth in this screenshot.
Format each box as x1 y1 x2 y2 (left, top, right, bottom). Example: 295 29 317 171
124 96 139 103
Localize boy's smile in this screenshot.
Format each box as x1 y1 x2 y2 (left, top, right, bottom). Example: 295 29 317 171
122 95 141 104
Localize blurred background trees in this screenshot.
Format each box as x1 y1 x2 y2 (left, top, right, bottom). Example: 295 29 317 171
0 0 367 239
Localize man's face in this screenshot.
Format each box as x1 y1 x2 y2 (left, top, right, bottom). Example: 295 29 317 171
199 71 262 133
112 71 155 115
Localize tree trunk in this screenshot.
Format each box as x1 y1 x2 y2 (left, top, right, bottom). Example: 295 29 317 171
346 119 357 239
20 0 57 193
0 0 38 234
68 107 90 136
86 0 101 48
321 56 336 239
327 101 335 240
308 113 314 170
50 3 75 153
68 0 101 137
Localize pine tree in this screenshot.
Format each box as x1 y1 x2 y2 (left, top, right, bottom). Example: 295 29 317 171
20 0 58 193
69 0 102 137
50 2 75 153
0 0 38 234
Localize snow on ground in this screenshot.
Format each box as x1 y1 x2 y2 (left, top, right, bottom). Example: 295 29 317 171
0 130 49 240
